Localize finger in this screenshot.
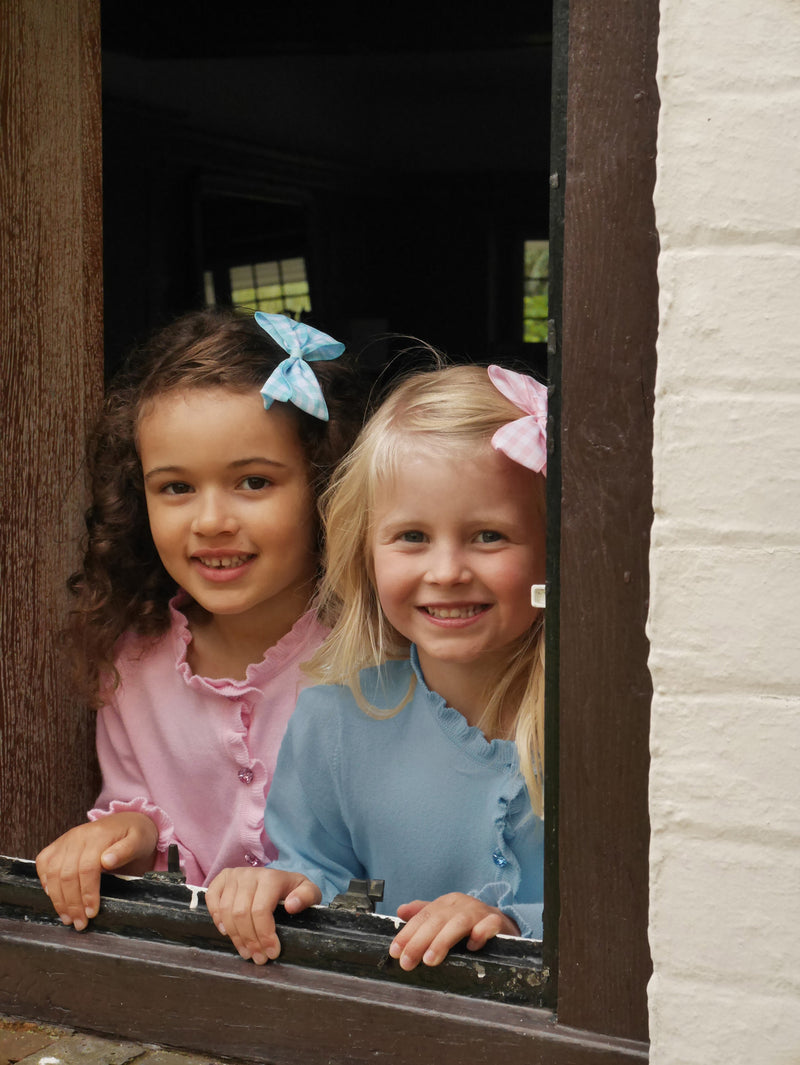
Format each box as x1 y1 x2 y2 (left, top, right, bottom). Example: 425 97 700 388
35 846 54 895
38 858 71 923
51 851 95 930
466 911 518 951
395 899 429 922
74 850 104 925
35 827 111 929
215 877 262 961
247 876 285 962
404 912 477 970
283 879 321 914
389 904 456 971
390 898 431 956
217 873 280 964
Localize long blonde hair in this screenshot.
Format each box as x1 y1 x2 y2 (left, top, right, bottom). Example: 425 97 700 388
310 364 546 815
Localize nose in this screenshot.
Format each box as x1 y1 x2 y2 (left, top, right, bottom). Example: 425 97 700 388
424 542 470 586
190 490 239 537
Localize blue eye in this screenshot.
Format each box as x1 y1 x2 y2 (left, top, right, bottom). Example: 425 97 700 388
399 530 426 543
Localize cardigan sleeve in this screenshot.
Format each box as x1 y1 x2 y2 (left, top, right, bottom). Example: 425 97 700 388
264 690 364 903
471 881 543 940
87 699 204 886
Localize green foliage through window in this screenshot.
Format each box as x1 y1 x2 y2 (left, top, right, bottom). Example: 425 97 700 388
524 240 549 343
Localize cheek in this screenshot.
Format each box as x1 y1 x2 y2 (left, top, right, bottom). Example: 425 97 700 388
371 554 409 612
492 560 541 615
274 488 317 542
143 502 172 551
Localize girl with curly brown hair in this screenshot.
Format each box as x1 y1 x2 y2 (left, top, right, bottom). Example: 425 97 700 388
36 308 364 931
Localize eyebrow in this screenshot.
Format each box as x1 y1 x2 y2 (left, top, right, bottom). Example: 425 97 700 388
143 457 289 482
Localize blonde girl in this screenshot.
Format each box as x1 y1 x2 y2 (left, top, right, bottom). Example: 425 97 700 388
207 362 547 970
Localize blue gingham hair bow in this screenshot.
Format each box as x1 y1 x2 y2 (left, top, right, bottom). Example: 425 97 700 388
255 312 345 421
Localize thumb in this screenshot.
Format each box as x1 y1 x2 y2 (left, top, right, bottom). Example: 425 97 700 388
283 879 322 914
100 834 138 870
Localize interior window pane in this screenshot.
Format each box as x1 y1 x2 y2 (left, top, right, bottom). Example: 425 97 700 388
203 270 216 306
229 258 310 316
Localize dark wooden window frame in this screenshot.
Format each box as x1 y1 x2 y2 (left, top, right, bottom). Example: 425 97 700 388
0 0 656 1060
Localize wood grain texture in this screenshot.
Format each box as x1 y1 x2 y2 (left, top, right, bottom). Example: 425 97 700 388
557 0 659 1041
0 919 650 1065
0 0 103 857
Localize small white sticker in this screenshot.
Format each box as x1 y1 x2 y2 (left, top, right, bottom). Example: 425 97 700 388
531 584 546 608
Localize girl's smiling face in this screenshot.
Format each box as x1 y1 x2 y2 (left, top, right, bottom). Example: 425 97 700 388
369 442 545 707
138 386 318 640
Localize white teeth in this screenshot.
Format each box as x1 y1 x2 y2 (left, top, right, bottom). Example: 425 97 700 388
198 555 250 569
425 605 484 619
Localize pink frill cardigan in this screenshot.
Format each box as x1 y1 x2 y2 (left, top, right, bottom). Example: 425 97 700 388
88 598 327 886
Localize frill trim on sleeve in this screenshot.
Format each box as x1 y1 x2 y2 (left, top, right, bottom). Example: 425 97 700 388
470 879 543 939
87 798 206 886
87 795 173 848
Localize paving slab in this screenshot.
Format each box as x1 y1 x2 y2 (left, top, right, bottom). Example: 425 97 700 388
134 1053 229 1065
0 1020 241 1065
14 1033 145 1065
0 1019 67 1065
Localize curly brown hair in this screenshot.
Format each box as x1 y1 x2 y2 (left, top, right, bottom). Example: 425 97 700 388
69 308 365 705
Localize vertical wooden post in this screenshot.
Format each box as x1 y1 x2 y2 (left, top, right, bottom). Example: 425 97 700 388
0 0 103 857
555 0 659 1042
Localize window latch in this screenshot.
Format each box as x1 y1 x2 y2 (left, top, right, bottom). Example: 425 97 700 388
143 843 186 886
329 877 385 913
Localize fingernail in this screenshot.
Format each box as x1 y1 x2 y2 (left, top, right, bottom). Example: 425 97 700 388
388 942 401 959
266 943 280 961
400 953 415 971
423 949 436 966
73 919 86 932
60 915 72 926
252 952 267 965
216 922 227 936
239 948 252 960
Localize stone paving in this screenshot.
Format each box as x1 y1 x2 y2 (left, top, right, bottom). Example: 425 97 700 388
0 1018 250 1065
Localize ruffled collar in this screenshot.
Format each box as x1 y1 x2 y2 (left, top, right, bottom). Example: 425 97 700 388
168 594 325 698
407 645 520 770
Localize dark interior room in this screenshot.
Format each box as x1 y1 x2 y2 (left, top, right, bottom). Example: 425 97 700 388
100 3 553 383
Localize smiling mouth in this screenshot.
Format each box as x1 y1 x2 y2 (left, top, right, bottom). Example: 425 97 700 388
195 554 255 570
422 605 488 620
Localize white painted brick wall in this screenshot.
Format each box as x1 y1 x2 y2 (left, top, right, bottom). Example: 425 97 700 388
650 2 800 1062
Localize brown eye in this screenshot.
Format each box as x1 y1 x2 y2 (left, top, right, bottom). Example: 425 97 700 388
240 476 270 490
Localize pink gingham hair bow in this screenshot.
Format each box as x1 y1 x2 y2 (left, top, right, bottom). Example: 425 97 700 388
488 365 548 477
